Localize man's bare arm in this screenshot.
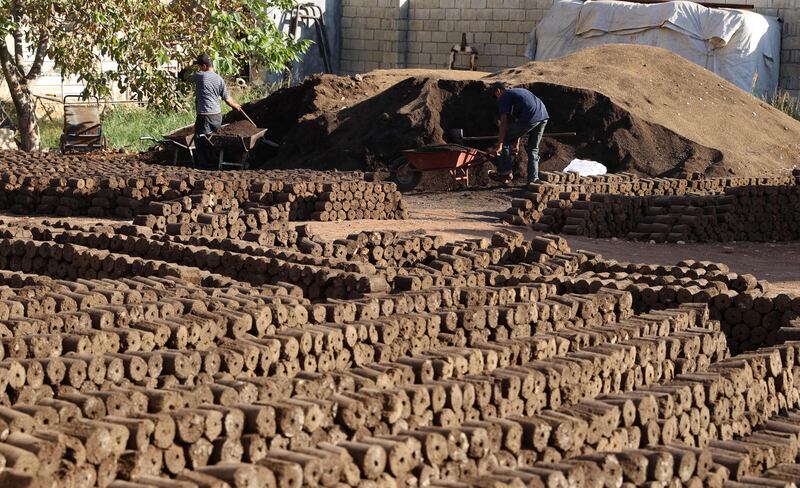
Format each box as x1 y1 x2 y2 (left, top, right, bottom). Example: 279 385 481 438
225 98 241 112
491 114 509 155
497 114 508 145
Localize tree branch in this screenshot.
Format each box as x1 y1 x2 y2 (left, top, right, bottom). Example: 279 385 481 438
12 30 25 70
0 41 27 110
25 34 48 81
11 0 25 74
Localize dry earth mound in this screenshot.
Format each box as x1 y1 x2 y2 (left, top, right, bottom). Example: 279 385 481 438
228 45 800 178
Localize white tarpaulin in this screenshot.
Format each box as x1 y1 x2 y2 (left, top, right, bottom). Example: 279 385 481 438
564 159 608 176
528 0 781 95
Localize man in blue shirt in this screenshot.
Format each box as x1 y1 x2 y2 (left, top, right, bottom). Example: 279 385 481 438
180 54 243 169
487 82 549 184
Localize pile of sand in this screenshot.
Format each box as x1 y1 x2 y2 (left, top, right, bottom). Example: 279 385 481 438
226 45 800 178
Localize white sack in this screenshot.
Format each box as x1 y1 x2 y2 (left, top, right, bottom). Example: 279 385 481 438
564 159 608 176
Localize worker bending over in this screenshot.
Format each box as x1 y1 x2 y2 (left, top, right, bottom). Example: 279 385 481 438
488 82 549 185
180 53 242 169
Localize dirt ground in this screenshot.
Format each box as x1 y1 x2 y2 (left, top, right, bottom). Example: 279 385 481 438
310 189 800 294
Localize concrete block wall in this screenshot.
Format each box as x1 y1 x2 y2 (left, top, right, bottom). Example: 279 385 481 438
341 0 410 73
405 0 551 72
339 0 800 95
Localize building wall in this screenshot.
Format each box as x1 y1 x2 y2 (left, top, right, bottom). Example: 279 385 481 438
340 0 800 94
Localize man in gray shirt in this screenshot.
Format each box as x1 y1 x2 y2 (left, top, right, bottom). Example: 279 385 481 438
181 53 242 169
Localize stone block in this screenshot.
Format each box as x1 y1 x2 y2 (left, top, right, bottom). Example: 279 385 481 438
477 8 494 20
507 32 526 45
431 52 450 66
423 19 439 30
461 8 478 19
448 31 465 43
781 36 800 50
508 55 528 66
422 41 440 54
470 20 488 32
430 8 446 20
492 55 510 67
492 32 509 44
432 31 448 42
779 61 800 75
474 32 492 44
415 8 431 19
486 20 504 32
491 8 511 20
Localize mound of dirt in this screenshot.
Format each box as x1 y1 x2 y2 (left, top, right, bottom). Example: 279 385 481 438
227 45 800 178
491 45 800 177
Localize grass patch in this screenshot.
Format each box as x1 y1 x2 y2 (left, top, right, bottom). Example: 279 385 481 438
39 118 63 150
761 90 800 121
103 107 196 152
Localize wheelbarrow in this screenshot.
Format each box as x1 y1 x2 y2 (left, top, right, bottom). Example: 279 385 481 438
393 130 578 192
140 124 196 165
392 144 495 192
209 126 278 170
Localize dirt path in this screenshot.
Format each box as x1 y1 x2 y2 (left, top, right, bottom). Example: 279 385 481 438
310 189 800 294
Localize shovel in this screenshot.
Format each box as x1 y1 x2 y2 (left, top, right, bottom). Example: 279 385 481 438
449 128 576 142
239 108 259 128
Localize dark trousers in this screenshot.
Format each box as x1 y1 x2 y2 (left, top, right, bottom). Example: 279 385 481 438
194 113 222 170
495 119 548 183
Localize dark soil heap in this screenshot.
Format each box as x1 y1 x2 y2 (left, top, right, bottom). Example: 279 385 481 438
226 45 800 178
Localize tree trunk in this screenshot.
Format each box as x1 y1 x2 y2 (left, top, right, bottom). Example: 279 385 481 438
1 25 47 152
1 78 41 152
12 92 40 152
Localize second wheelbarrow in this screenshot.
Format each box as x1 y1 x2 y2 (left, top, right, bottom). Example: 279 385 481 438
392 144 495 192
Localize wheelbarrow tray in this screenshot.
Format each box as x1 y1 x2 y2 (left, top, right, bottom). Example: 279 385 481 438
210 127 268 151
163 125 195 147
402 145 482 171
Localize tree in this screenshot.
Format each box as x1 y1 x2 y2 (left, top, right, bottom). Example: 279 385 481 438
0 0 307 151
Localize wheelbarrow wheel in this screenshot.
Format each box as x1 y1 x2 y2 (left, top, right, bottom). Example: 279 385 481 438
391 157 422 192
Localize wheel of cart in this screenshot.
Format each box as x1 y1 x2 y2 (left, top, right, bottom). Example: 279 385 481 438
391 144 493 192
390 155 422 193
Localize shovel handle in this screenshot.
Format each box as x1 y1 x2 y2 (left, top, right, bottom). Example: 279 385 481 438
239 108 258 128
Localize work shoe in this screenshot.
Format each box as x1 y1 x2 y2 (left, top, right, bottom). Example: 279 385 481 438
488 171 513 184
